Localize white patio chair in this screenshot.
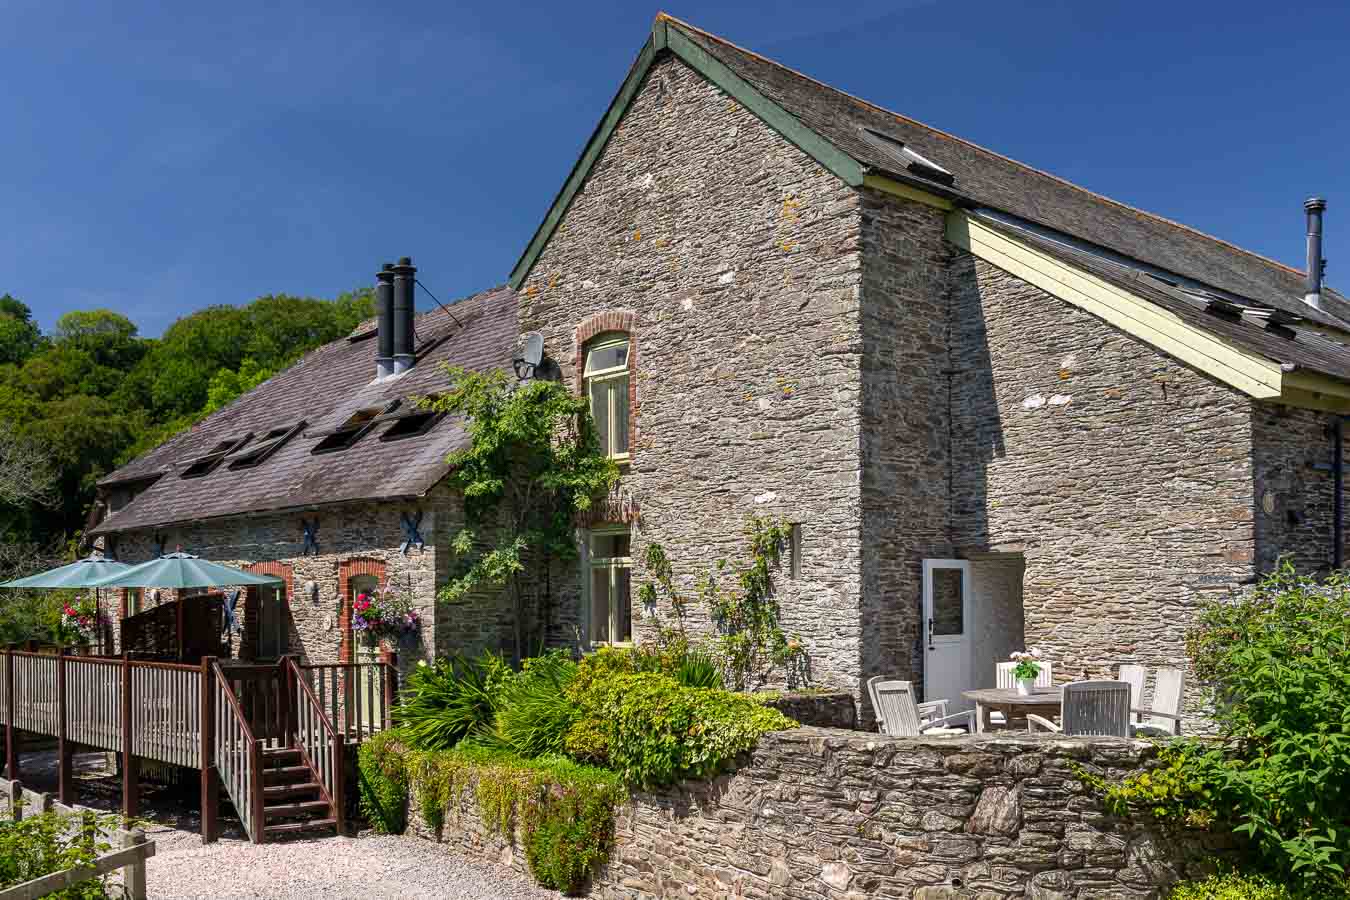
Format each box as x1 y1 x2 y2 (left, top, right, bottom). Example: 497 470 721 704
867 676 974 736
990 661 1054 726
1133 667 1185 737
1118 664 1147 724
1027 680 1131 737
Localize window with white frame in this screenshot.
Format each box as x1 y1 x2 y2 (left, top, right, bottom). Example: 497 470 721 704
587 527 632 645
583 334 630 460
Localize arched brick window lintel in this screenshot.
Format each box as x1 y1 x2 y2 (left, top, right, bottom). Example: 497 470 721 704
338 558 388 663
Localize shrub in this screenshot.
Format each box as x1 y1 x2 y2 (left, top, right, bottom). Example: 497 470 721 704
1168 870 1346 900
472 649 580 758
0 809 119 898
357 729 410 834
1088 563 1350 892
392 650 512 751
364 737 625 895
567 671 797 787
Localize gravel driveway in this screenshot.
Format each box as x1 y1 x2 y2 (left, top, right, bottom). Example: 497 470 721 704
4 750 559 900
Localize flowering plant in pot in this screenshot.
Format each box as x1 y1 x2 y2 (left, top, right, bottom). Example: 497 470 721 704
352 584 421 647
59 594 104 643
1009 648 1042 695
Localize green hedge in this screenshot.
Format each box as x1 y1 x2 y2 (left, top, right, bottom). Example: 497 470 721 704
1169 871 1347 900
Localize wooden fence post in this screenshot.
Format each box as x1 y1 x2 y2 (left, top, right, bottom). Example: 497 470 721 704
200 656 218 845
57 648 72 805
379 647 398 730
5 778 20 820
120 654 137 819
331 730 345 837
121 828 148 900
4 645 16 782
249 738 265 844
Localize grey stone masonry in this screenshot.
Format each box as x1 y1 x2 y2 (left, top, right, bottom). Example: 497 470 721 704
517 56 867 694
406 728 1233 899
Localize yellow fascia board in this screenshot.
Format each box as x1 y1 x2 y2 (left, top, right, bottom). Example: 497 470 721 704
863 174 954 211
1278 386 1350 414
947 212 1285 399
1283 371 1350 402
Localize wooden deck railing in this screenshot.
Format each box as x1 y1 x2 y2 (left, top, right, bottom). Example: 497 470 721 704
300 660 397 743
286 659 344 836
211 661 260 843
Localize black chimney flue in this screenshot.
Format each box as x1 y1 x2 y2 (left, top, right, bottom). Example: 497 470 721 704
375 263 395 379
392 256 417 374
1305 198 1327 310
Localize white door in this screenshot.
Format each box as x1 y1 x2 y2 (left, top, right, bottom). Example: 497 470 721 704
923 559 973 711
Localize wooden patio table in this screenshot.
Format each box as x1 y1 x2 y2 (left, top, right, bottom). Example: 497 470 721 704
962 686 1063 734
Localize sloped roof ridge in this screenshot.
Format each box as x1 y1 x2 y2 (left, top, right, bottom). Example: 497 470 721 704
658 13 1320 288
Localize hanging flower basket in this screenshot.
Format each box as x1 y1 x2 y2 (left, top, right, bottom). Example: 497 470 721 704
352 584 421 647
60 594 106 643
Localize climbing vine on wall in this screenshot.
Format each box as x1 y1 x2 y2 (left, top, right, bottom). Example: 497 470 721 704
640 516 806 691
432 365 620 660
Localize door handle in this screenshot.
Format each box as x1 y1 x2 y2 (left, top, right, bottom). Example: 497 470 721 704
927 617 935 650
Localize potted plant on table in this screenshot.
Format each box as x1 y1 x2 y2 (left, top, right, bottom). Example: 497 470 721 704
1009 648 1042 696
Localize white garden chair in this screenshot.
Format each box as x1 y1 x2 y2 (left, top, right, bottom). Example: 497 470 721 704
1118 664 1147 721
1118 664 1185 736
1027 680 1131 737
867 676 974 736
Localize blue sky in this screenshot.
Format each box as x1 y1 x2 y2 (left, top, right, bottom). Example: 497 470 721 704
4 0 1347 337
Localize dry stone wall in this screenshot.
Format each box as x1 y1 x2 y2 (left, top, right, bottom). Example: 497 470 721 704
516 55 867 695
1252 403 1347 573
407 728 1231 899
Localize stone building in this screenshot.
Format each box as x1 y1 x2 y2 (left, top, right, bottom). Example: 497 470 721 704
91 16 1350 722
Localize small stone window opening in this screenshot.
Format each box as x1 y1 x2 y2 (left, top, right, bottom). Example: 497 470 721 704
180 433 254 478
789 523 802 579
587 527 632 646
311 400 400 454
583 334 630 461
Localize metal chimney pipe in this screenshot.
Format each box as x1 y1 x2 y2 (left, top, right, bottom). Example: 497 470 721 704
1305 197 1327 310
375 263 395 379
391 256 417 375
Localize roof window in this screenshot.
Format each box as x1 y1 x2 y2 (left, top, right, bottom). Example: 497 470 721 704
859 128 955 185
380 398 444 442
227 422 305 469
310 400 401 454
180 434 254 479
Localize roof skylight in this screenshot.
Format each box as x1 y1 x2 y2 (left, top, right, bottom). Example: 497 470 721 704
859 128 955 186
380 401 444 442
227 422 305 469
310 400 400 454
180 434 254 479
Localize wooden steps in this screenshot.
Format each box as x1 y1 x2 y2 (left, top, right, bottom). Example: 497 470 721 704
258 747 337 839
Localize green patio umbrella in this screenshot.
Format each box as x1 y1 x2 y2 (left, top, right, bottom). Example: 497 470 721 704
90 551 283 589
0 554 133 589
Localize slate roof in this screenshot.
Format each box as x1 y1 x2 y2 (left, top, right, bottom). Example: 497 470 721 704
91 286 517 534
976 214 1350 384
666 17 1350 330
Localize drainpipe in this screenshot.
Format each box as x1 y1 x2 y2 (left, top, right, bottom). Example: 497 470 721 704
1336 417 1344 570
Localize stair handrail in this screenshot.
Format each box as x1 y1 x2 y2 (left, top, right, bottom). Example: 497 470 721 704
285 657 345 836
211 660 264 843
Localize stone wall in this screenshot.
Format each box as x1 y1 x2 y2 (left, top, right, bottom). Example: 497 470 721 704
948 253 1257 719
759 691 857 730
406 728 1230 899
107 489 465 677
516 55 867 694
1252 403 1347 573
858 188 954 700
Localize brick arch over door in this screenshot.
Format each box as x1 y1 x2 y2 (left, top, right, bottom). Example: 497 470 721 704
338 558 387 663
574 310 639 455
245 561 296 662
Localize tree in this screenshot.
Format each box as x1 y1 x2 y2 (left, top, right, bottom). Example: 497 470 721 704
203 359 275 415
0 294 44 366
434 366 620 661
52 309 144 370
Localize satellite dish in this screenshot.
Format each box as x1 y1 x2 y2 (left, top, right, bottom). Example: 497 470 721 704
514 332 545 380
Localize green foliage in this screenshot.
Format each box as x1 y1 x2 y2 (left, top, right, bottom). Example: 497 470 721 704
0 809 120 898
392 651 513 751
356 730 410 834
642 517 806 691
566 671 797 787
1085 563 1350 892
1167 870 1346 900
474 650 580 758
203 358 275 415
0 294 44 366
359 735 625 895
432 366 619 659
